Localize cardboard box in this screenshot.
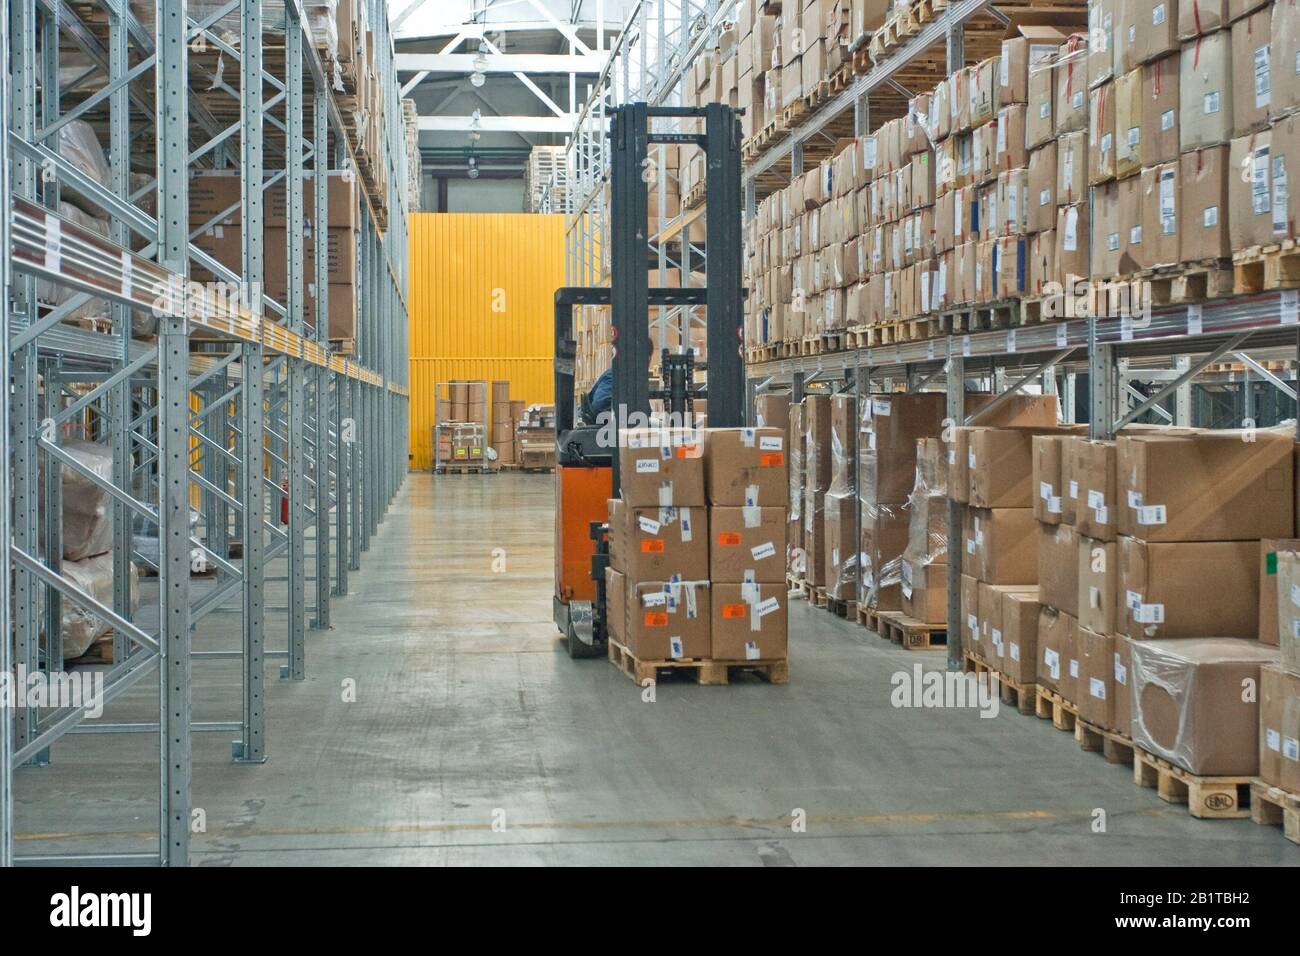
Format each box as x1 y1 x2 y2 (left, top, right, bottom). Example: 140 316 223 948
1055 35 1091 134
618 428 706 507
902 561 948 624
1229 130 1286 249
1091 179 1123 278
1118 537 1259 640
1088 81 1117 184
824 491 859 600
1072 439 1118 540
1141 162 1180 268
1037 606 1077 695
626 580 711 661
1231 6 1272 136
1027 50 1056 148
1032 433 1069 523
1114 634 1135 734
1117 428 1294 541
1078 535 1118 634
711 583 787 661
705 426 788 506
860 393 947 505
1078 626 1116 728
862 507 910 609
1133 0 1179 64
1274 550 1300 671
1113 68 1143 179
1029 229 1057 294
961 572 981 656
1273 0 1300 118
1130 637 1279 775
1140 54 1181 167
969 507 1038 584
1038 522 1081 615
1055 203 1089 277
1002 590 1042 683
1027 142 1057 233
969 427 1050 508
1259 663 1300 789
1057 129 1089 205
606 567 626 642
1177 145 1231 260
1179 31 1234 150
1178 0 1227 38
623 505 709 582
710 506 786 583
1259 538 1300 645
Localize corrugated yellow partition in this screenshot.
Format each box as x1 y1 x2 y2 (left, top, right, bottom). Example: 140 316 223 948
407 212 565 470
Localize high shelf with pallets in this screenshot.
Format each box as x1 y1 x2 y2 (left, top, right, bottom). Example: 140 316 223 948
0 0 411 866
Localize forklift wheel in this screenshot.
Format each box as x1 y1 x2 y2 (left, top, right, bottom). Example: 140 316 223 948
566 602 604 659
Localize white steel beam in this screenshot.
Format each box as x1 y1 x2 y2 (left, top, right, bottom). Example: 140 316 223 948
418 114 577 132
395 52 604 73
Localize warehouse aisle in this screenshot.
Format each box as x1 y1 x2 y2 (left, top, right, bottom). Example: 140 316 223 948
15 474 1299 865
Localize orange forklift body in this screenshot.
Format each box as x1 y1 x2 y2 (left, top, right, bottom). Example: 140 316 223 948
554 464 613 605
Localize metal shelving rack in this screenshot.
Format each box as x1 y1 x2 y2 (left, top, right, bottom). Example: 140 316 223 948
0 0 411 866
562 0 1300 677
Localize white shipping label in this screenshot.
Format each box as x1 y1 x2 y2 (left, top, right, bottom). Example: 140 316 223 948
1057 324 1069 348
745 641 762 661
669 636 684 659
1010 642 1020 661
1126 590 1142 611
1252 149 1270 215
1291 582 1300 607
1274 155 1290 235
1001 48 1010 86
1064 207 1079 251
1204 91 1220 115
1069 659 1079 679
1127 490 1143 509
1040 481 1053 501
1137 504 1167 525
1153 2 1166 24
1285 737 1300 761
1255 46 1271 108
1090 678 1107 700
756 596 780 617
1040 101 1050 120
1204 205 1219 227
1161 109 1175 131
968 613 978 635
1007 329 1017 353
1107 231 1120 252
968 450 977 469
1072 90 1084 110
1114 655 1127 685
1130 225 1143 245
1040 187 1050 207
1135 603 1165 624
875 398 892 416
1069 480 1079 499
680 510 693 542
643 591 667 607
1283 289 1300 325
758 435 783 453
1187 303 1202 335
1087 489 1104 509
1048 495 1063 514
1094 504 1109 524
1127 126 1139 148
1267 728 1281 752
636 458 660 473
638 516 661 535
1101 132 1113 156
1045 648 1060 680
948 450 956 465
998 115 1007 153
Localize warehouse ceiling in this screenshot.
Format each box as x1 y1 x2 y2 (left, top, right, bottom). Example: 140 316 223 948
391 0 639 173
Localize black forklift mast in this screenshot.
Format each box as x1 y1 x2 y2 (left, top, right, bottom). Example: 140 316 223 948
552 101 747 494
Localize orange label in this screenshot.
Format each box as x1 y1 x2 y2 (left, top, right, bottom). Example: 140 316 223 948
676 444 699 459
717 532 742 547
760 452 785 467
643 611 669 628
640 539 665 553
722 603 749 619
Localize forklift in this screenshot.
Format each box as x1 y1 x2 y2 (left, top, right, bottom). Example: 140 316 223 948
552 102 747 658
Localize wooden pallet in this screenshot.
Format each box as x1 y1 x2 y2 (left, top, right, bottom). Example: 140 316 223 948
1140 260 1234 304
607 637 789 686
1075 718 1136 766
821 331 845 353
1249 781 1300 845
684 182 707 210
879 611 947 650
1133 747 1253 819
856 605 894 636
825 594 856 619
1233 242 1300 294
962 654 1035 714
805 581 828 608
434 462 494 475
1035 686 1078 732
786 572 806 594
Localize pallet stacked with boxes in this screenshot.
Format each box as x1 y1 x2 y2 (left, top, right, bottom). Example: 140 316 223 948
434 381 488 469
605 426 790 684
1264 541 1300 836
739 0 1300 359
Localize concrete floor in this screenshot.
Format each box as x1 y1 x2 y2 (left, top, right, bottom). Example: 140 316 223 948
14 473 1300 865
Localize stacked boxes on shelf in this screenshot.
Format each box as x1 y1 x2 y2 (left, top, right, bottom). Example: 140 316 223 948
517 404 556 470
606 426 790 665
739 3 1300 355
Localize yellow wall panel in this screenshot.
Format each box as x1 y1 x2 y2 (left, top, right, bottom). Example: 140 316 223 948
407 212 565 470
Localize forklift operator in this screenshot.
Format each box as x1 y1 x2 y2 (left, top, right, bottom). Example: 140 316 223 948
580 338 654 425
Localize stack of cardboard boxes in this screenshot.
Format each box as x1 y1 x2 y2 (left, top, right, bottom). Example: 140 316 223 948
435 381 488 465
488 381 523 467
1265 539 1300 794
739 2 1300 353
189 170 359 345
824 393 859 601
606 426 790 664
900 437 949 624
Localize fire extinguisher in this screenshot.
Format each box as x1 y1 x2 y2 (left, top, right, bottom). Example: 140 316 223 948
280 480 289 525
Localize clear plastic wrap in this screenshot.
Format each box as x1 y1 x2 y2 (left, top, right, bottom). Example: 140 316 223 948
824 489 858 600
40 439 114 561
61 552 139 660
903 437 949 570
827 393 856 497
56 121 111 217
1129 637 1280 776
306 1 339 59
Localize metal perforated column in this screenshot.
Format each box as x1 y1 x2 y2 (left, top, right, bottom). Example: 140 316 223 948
285 13 307 680
313 87 331 629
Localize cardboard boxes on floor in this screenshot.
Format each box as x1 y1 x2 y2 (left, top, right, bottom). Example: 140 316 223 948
607 426 789 665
